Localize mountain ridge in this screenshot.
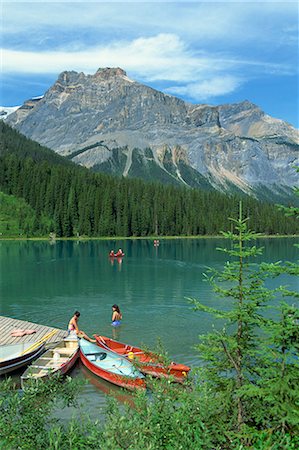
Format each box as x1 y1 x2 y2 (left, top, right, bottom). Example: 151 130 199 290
6 67 299 199
1 121 298 238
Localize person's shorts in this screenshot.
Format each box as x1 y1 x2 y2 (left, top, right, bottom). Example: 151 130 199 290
111 320 121 327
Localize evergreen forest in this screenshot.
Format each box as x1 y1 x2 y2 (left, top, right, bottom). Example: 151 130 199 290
0 121 298 238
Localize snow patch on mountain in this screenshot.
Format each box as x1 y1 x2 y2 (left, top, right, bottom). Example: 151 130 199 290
0 106 20 120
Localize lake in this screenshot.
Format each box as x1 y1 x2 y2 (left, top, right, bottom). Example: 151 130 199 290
0 237 298 413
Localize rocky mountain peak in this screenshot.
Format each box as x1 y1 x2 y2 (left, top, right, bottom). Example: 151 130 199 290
5 67 298 200
57 70 81 84
235 100 259 110
53 67 132 92
94 67 128 80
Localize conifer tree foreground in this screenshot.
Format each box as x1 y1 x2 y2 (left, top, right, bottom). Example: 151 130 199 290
189 202 298 446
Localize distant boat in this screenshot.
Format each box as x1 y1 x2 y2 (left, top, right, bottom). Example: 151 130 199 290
79 338 146 391
21 337 79 387
0 342 45 376
94 335 191 382
109 251 125 257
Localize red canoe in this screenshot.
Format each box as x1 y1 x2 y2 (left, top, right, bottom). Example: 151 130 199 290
94 335 191 382
79 338 146 391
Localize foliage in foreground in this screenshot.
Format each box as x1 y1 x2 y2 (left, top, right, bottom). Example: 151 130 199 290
1 374 298 450
0 376 103 450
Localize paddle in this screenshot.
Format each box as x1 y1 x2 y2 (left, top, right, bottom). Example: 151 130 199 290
20 329 58 355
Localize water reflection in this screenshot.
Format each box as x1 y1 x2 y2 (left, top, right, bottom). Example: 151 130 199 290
80 364 136 409
109 256 123 271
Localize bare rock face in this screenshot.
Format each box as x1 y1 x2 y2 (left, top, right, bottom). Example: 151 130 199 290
7 67 299 199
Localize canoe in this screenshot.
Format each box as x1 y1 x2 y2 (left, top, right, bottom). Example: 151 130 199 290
79 338 146 391
21 337 79 387
94 335 191 382
0 342 45 376
109 252 125 257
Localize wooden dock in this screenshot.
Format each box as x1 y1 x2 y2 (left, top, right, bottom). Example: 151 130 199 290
0 316 67 346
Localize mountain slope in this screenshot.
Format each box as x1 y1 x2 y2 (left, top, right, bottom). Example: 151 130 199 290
1 121 298 237
6 67 299 199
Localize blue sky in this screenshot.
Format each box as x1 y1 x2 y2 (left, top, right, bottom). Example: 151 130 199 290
1 1 298 127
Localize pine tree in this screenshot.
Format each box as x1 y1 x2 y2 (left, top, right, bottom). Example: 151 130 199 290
189 201 299 444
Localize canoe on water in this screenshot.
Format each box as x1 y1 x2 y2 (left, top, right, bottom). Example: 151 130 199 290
94 335 191 382
0 342 45 376
21 337 79 387
109 252 125 258
79 338 146 391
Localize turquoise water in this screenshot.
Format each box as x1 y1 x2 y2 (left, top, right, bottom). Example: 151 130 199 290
0 238 298 411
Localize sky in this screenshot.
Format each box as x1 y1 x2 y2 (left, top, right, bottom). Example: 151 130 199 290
1 1 298 127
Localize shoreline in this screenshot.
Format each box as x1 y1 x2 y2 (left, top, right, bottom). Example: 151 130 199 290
0 234 298 242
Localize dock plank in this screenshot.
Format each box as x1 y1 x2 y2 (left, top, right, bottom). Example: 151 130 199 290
0 316 67 346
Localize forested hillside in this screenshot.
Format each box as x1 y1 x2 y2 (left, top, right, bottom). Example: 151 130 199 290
0 122 298 237
0 192 49 237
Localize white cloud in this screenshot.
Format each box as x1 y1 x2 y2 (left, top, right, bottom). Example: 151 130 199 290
2 34 186 75
2 32 295 101
1 2 298 105
2 33 292 75
166 76 243 101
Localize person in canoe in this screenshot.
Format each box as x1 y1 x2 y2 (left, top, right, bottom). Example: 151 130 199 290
111 304 122 327
109 250 115 257
116 249 124 257
68 311 96 342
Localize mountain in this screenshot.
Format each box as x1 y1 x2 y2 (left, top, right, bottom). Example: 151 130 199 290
6 67 299 200
1 121 298 238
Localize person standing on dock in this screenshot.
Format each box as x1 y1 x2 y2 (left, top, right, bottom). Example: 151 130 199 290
68 311 96 342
